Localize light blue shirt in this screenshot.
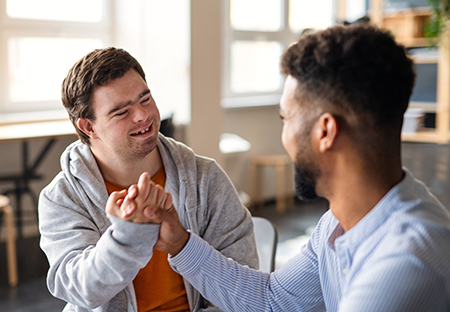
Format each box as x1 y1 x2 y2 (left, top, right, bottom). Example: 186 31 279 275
170 169 450 311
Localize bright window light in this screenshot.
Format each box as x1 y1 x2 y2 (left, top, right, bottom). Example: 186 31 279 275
345 0 366 22
230 0 282 31
230 41 282 93
6 0 102 23
289 0 333 32
8 37 103 103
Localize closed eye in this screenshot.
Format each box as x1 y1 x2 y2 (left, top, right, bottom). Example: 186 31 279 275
141 97 151 105
115 110 128 117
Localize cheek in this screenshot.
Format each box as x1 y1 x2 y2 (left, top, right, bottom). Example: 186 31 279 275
149 101 161 118
281 124 297 160
281 124 288 150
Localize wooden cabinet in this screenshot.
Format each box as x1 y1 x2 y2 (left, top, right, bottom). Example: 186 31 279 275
370 0 450 143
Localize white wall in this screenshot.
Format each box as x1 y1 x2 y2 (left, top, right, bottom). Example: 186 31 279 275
113 0 191 124
223 105 295 198
187 0 224 165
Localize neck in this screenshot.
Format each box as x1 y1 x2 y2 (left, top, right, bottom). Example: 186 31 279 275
92 147 162 187
323 154 404 232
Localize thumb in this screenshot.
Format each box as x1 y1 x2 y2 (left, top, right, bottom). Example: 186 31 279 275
143 204 174 223
106 190 127 215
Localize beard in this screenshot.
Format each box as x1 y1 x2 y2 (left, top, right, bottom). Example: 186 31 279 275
294 160 320 202
292 110 322 202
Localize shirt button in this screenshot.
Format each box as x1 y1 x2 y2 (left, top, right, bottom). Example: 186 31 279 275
342 268 348 275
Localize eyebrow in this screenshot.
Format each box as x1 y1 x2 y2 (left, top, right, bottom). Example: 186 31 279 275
106 89 151 117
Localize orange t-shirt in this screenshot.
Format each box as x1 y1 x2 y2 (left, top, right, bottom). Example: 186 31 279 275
105 167 190 312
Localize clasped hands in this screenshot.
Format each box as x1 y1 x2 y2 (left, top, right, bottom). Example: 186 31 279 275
106 172 189 256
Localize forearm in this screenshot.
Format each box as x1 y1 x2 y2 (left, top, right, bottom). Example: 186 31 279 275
43 216 160 308
170 233 274 312
170 233 327 312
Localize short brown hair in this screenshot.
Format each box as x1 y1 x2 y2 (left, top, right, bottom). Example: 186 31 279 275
61 47 146 144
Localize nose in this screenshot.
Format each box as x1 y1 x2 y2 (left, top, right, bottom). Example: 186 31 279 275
132 103 148 123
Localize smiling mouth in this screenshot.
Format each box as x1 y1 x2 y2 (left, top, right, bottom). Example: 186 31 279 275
131 125 151 136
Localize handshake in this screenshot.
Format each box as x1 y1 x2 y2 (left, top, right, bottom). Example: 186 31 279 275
106 172 189 256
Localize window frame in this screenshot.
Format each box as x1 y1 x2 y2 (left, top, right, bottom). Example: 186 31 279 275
222 0 337 108
0 0 111 116
222 0 293 108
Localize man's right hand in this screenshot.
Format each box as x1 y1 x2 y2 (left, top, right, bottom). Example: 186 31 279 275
144 202 190 257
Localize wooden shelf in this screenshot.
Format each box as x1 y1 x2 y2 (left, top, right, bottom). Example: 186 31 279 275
370 0 450 144
411 55 439 64
401 130 449 143
409 101 437 113
382 7 432 47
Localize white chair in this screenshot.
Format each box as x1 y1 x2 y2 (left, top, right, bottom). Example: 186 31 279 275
252 216 278 273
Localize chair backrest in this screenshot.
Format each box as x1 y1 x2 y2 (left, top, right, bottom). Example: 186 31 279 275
252 216 278 273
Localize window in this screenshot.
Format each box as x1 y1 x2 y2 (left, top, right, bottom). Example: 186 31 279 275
230 41 282 93
222 0 367 108
289 0 334 31
138 0 190 124
0 0 109 115
230 0 282 31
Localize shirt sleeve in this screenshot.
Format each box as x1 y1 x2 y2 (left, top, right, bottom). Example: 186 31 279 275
169 233 325 312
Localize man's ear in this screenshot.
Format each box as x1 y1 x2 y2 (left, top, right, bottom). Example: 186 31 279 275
77 118 97 140
315 112 338 152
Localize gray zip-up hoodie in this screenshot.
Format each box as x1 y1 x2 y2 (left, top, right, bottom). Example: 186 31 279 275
39 134 258 312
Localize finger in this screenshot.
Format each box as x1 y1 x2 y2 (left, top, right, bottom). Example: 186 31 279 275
127 184 138 200
110 189 127 202
145 181 160 208
136 172 151 204
163 193 173 210
155 184 168 208
121 194 137 218
106 190 127 215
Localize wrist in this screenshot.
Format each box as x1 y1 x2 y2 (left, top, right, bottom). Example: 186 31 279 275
170 231 190 257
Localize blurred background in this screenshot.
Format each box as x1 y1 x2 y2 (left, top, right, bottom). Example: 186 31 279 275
0 0 449 310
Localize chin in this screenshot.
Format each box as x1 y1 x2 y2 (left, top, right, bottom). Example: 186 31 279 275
294 164 319 202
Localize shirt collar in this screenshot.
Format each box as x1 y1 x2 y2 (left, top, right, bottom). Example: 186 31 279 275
330 168 414 251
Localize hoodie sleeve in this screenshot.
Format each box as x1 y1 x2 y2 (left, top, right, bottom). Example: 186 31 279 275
39 176 160 309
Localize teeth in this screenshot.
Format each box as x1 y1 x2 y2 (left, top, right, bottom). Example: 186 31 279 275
132 126 150 136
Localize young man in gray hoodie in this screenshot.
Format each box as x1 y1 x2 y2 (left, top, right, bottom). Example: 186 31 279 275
38 47 258 312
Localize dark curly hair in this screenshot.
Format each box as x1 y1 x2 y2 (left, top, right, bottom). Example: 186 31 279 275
281 24 415 138
61 47 146 145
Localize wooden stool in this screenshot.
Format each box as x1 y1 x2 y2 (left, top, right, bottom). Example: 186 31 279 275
0 195 18 287
247 155 294 214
